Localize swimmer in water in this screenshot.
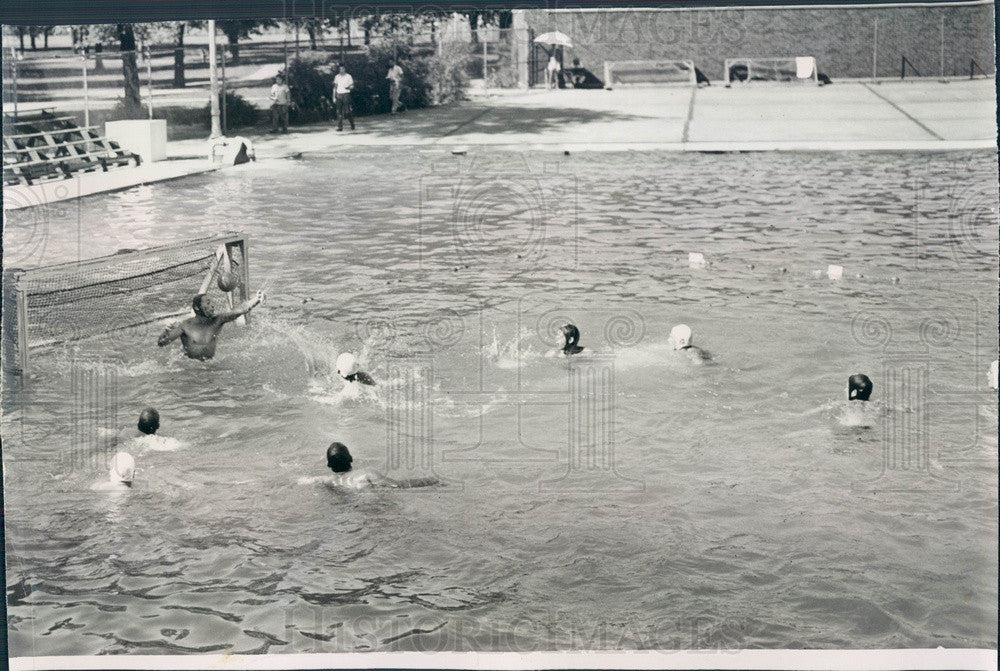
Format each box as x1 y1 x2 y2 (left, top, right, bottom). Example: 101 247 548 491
299 442 437 489
560 324 584 356
336 353 376 385
841 373 878 428
848 373 873 401
157 291 265 360
137 407 159 435
669 324 710 362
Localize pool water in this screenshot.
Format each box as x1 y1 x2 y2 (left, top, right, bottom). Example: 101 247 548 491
3 148 997 655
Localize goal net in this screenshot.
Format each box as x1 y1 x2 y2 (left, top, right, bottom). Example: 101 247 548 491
603 60 697 88
724 57 819 85
2 232 250 374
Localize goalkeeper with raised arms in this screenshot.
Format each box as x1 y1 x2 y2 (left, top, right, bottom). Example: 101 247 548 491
157 291 264 360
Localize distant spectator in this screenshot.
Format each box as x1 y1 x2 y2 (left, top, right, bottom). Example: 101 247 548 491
567 58 586 88
269 74 291 133
333 64 355 131
386 59 404 114
94 42 104 71
545 50 561 90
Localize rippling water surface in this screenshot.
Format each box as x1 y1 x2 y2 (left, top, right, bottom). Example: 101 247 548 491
3 149 997 655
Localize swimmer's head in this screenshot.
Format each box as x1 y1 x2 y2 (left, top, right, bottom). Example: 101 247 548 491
326 442 353 473
137 408 159 435
109 452 136 485
670 324 692 350
848 373 873 401
561 324 580 350
192 293 214 318
336 352 359 379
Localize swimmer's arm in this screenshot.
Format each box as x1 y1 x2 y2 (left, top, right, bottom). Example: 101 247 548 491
216 291 264 324
157 322 184 347
357 371 376 386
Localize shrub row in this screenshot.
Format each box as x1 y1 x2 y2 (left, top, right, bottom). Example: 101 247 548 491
107 42 471 130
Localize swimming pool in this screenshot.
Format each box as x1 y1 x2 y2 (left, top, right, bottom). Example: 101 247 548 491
3 148 997 655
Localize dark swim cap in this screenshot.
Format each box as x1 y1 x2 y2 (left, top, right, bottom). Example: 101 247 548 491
561 324 580 347
192 293 208 316
137 408 159 435
326 442 353 473
848 374 873 401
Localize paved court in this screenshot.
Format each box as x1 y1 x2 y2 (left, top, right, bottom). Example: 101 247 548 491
5 79 995 209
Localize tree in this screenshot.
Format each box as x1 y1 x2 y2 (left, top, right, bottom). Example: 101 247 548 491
216 19 276 63
303 17 326 50
464 10 513 42
173 22 186 87
115 24 142 110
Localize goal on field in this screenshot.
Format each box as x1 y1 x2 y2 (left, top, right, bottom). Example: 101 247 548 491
603 60 697 88
2 232 251 375
724 57 820 86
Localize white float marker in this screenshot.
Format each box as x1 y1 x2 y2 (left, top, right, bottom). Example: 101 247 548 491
827 264 844 280
688 252 706 269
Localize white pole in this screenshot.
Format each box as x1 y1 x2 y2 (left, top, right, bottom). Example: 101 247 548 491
483 37 488 92
11 47 18 121
939 15 945 78
146 49 153 119
208 20 222 138
872 18 878 81
82 55 89 128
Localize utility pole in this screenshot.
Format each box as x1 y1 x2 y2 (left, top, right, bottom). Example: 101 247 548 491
208 19 222 138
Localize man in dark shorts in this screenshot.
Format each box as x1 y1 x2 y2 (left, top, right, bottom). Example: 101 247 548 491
333 64 355 131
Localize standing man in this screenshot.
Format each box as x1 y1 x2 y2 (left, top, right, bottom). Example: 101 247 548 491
386 59 403 114
269 74 291 133
333 64 355 131
545 49 561 89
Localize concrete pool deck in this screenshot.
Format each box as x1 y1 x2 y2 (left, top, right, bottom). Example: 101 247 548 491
4 79 995 210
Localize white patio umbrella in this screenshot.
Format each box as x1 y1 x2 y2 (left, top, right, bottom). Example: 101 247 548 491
533 31 573 48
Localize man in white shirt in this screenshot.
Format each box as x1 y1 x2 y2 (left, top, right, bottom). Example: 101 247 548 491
269 74 291 133
333 64 355 131
386 60 403 114
545 51 561 89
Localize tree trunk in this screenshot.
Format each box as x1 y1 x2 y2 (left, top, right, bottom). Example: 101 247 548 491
43 29 50 48
29 30 37 50
468 11 479 43
307 24 317 50
363 26 370 46
71 27 78 52
17 27 24 51
173 23 185 88
116 24 142 110
223 26 240 63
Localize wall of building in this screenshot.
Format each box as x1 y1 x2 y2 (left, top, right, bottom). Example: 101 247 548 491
522 2 995 82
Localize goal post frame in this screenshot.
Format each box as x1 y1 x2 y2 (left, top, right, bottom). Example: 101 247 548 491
724 57 820 86
4 231 250 376
603 59 697 88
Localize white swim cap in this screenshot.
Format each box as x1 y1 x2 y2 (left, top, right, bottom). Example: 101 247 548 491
336 352 359 378
109 452 136 484
670 324 692 350
990 360 998 391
